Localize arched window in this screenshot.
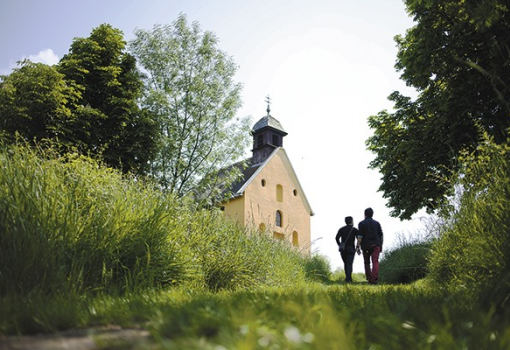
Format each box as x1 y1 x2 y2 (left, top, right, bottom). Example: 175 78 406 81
276 184 283 202
292 231 299 247
275 210 282 227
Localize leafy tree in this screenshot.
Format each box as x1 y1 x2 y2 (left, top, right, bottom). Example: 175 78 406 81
58 24 158 174
0 61 79 143
129 14 251 200
367 0 510 220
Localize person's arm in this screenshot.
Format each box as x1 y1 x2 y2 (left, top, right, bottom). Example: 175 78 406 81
335 229 342 246
356 222 363 254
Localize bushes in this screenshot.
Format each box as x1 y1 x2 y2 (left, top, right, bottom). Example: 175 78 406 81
428 134 510 307
0 142 308 295
303 253 331 283
379 236 432 284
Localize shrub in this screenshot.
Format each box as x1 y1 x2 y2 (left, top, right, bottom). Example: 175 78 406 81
303 253 331 283
379 235 432 284
428 133 510 308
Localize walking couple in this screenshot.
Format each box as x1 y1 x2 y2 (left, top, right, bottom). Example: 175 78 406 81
335 207 383 284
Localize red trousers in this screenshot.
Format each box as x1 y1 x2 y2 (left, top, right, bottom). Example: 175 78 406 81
363 245 381 284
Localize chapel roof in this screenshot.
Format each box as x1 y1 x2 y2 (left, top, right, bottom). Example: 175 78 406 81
228 158 260 195
252 115 287 134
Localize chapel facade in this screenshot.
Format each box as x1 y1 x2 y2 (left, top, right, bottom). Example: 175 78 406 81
220 106 313 255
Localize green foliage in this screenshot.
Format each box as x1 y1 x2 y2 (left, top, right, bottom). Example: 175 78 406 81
428 133 510 308
0 61 78 143
367 94 458 219
302 253 331 283
0 142 189 295
367 0 510 219
58 24 158 174
0 142 307 296
129 14 251 200
0 25 158 175
379 234 432 284
182 213 306 292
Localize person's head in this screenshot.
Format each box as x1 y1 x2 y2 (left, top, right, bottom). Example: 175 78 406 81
364 207 374 218
345 216 353 225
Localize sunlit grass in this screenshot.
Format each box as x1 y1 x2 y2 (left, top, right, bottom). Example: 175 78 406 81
0 142 307 296
379 234 432 284
428 135 510 308
2 284 510 349
2 140 510 349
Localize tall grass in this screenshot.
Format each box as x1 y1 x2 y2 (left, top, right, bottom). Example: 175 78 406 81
188 212 306 291
0 142 308 296
0 142 190 294
379 233 432 284
428 133 510 308
302 253 331 283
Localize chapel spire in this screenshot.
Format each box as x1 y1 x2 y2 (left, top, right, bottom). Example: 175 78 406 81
251 97 287 164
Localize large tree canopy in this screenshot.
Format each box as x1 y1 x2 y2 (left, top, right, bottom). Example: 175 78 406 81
129 14 251 200
367 0 510 220
0 24 158 175
59 24 158 174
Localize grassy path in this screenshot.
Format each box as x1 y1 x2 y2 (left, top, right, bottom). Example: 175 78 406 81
2 282 509 349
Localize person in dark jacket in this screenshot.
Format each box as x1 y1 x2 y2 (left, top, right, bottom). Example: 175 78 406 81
356 207 383 284
335 216 359 283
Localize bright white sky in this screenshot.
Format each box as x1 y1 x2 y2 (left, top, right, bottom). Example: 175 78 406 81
0 0 429 272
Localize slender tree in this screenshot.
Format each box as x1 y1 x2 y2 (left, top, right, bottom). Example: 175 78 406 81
367 0 510 220
129 14 251 200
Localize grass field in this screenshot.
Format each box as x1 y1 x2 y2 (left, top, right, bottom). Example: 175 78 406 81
1 142 510 349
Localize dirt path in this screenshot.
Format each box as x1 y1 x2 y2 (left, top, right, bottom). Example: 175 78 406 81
0 327 151 350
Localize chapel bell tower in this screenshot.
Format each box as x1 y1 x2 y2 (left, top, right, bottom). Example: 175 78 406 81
251 99 288 165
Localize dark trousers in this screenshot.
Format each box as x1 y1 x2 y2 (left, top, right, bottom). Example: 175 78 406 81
340 251 355 282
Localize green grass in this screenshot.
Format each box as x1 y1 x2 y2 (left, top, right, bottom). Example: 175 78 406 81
2 284 510 349
428 135 510 308
2 140 510 349
0 142 307 295
379 234 432 284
